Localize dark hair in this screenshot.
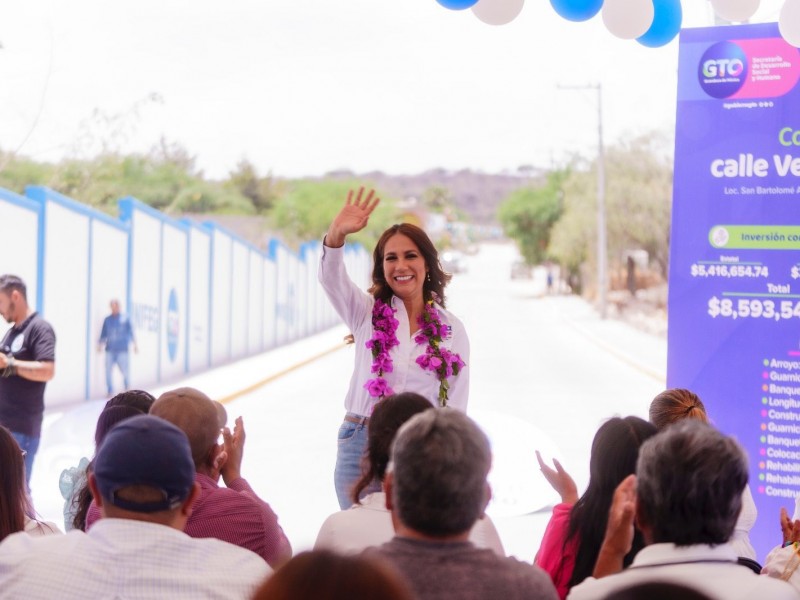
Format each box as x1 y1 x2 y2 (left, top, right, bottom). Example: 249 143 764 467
368 224 451 308
252 550 413 600
566 416 658 589
105 389 156 414
71 404 145 531
649 388 708 430
351 392 433 504
636 420 747 546
0 426 30 541
603 581 714 600
94 405 145 447
390 410 490 537
0 275 27 301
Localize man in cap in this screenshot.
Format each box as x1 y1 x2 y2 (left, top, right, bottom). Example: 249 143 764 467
0 415 270 599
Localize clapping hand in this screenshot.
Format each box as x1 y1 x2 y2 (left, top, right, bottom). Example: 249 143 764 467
781 507 800 545
536 450 578 505
220 416 246 485
592 474 638 578
326 187 380 247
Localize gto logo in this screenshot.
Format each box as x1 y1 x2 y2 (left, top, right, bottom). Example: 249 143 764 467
698 41 748 99
702 58 745 78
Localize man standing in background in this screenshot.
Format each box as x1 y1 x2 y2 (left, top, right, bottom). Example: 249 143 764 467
98 299 137 397
0 274 56 484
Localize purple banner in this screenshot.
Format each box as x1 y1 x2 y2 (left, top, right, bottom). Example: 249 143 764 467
669 23 800 561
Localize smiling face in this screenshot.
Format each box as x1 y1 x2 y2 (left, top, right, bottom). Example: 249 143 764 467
382 233 428 305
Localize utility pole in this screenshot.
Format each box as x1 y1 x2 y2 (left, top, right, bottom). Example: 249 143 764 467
558 83 608 319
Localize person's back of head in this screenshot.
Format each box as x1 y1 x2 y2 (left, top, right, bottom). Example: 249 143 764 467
602 581 714 600
71 403 147 531
636 420 747 546
90 415 197 527
649 388 708 430
149 387 219 470
0 426 29 542
94 405 144 447
351 392 433 504
252 550 413 600
104 389 156 415
568 416 658 587
389 409 490 537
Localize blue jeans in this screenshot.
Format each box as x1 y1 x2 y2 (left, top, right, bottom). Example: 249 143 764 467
105 350 130 395
334 416 381 509
11 431 40 486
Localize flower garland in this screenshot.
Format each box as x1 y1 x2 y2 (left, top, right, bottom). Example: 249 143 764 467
364 297 465 407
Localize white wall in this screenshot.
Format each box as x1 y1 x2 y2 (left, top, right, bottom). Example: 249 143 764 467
88 220 129 398
187 224 211 372
0 185 371 404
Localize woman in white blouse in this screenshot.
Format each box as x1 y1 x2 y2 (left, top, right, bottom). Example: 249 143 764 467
320 187 470 508
315 392 502 554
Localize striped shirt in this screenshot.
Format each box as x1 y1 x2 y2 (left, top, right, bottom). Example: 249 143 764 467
0 518 270 599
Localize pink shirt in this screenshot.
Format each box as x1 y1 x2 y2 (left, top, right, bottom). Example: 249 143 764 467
87 473 291 567
535 503 578 600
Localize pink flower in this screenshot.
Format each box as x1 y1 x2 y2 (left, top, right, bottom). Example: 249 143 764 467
364 377 393 398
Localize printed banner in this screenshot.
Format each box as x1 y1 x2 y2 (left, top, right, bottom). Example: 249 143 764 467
669 23 800 561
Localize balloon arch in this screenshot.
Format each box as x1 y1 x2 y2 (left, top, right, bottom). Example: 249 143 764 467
435 0 800 49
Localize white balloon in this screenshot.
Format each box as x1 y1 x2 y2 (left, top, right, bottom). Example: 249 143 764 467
779 0 800 48
471 0 525 26
602 0 654 39
710 0 760 22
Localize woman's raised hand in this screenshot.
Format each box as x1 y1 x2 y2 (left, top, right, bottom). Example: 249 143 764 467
326 187 381 247
536 450 578 505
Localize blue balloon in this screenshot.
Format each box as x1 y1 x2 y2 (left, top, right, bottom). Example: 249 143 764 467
435 0 480 9
637 0 682 48
549 0 604 22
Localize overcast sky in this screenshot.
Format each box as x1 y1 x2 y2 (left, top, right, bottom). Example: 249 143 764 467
0 0 786 179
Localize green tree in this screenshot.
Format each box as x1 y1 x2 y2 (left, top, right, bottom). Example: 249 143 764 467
497 171 565 265
227 159 281 214
548 132 673 292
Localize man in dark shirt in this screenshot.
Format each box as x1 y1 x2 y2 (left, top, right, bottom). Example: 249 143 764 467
98 299 137 397
368 410 559 600
0 274 56 483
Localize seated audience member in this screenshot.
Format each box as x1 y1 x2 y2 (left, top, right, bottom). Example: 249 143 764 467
0 415 269 599
649 388 757 560
252 549 413 600
761 506 800 591
64 403 145 531
367 409 558 600
88 386 291 567
535 417 657 599
567 421 796 600
59 389 155 530
1 426 61 540
315 392 504 555
601 581 714 600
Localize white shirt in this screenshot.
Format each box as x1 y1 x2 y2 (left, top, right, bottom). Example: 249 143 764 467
314 491 505 556
567 543 796 600
319 243 470 415
0 518 270 599
729 484 757 560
